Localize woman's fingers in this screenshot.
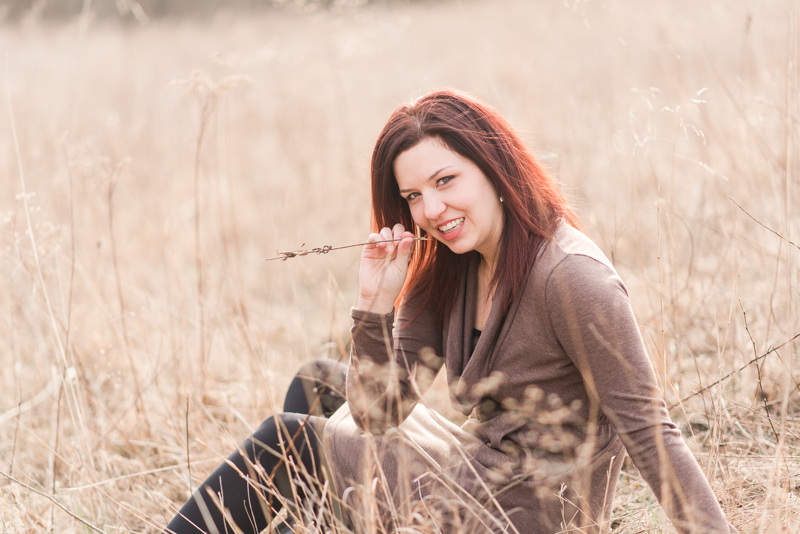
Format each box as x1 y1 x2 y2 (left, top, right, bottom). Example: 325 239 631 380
357 225 415 313
364 232 382 249
398 230 415 256
365 225 411 256
379 227 395 252
392 223 405 242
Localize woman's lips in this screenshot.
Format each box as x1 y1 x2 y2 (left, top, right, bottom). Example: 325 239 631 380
436 217 465 241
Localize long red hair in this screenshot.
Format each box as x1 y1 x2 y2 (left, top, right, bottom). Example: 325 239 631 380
371 89 583 321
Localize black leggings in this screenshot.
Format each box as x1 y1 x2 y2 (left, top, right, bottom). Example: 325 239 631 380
164 359 348 534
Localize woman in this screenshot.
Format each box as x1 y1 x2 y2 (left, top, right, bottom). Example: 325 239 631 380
165 90 736 534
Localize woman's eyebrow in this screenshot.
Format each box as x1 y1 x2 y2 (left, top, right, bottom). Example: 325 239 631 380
428 165 453 181
399 165 454 194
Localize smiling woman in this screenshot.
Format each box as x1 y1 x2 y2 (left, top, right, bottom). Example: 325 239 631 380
368 91 584 325
393 135 507 330
164 90 738 534
395 139 504 265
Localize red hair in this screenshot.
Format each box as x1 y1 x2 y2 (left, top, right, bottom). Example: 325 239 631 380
370 89 583 321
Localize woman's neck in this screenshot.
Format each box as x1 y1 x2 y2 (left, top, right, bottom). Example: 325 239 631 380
475 254 496 330
479 253 497 282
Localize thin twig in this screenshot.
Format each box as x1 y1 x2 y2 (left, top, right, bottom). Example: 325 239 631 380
657 184 667 392
264 237 429 262
108 163 149 432
740 301 782 450
7 55 89 463
674 330 800 406
729 196 800 251
185 391 193 495
7 59 72 393
0 471 108 534
58 458 218 493
48 379 64 529
167 70 249 371
194 97 212 369
62 139 77 385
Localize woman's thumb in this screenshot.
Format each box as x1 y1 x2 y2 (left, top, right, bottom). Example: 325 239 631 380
398 236 414 260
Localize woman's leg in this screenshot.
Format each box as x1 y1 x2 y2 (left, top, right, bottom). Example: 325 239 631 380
164 413 325 534
283 359 347 418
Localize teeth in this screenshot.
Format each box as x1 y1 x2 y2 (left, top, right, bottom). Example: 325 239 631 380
438 218 464 233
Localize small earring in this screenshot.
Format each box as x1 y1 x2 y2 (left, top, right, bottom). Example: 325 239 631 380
499 196 504 203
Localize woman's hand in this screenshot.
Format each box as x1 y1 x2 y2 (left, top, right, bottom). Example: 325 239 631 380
357 224 415 314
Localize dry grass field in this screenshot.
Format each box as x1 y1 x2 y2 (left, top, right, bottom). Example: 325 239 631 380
0 0 798 532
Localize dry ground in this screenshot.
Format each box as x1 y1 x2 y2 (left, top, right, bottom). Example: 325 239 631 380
0 0 798 532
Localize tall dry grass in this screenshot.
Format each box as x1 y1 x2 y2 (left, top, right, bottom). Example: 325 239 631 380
0 0 797 531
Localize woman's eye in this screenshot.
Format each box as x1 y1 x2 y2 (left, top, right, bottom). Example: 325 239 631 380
405 192 420 201
437 175 454 186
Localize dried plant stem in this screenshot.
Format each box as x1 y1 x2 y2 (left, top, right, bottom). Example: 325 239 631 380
10 369 21 479
740 301 782 448
6 58 89 452
62 141 77 390
657 184 667 391
194 99 212 369
108 177 131 357
166 70 254 370
729 196 800 251
186 391 193 495
264 237 429 262
48 382 64 530
0 471 108 534
108 172 150 433
675 330 800 406
59 458 218 493
54 142 76 513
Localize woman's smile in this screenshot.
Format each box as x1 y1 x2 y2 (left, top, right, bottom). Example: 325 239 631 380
436 217 465 238
394 137 504 262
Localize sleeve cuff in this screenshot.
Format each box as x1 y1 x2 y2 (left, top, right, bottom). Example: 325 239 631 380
351 306 395 324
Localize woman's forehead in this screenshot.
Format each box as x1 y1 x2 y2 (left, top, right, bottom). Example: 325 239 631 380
394 138 466 186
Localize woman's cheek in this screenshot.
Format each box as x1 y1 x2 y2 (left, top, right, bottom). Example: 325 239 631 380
411 210 427 233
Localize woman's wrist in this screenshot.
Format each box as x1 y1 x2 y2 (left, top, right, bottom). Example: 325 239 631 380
356 294 395 315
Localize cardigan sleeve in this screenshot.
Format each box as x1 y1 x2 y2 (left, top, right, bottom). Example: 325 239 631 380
346 292 444 435
545 254 737 534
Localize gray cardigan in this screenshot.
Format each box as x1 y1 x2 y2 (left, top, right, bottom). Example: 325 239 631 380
323 222 735 533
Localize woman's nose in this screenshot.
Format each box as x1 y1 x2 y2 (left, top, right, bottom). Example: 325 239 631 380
422 194 446 220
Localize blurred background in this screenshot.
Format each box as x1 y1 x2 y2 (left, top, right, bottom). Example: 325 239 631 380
0 0 797 532
2 0 405 22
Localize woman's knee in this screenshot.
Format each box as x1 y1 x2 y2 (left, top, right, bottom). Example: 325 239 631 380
284 359 347 416
295 358 347 388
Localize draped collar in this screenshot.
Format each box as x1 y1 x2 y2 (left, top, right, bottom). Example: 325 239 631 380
443 251 527 414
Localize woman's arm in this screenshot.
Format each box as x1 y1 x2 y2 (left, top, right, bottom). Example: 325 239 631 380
346 224 444 435
545 254 737 534
346 297 444 435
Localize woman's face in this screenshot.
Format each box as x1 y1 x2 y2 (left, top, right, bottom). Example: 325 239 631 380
394 137 504 262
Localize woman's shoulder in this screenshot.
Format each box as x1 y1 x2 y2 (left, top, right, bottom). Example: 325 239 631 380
531 221 623 295
541 221 613 268
534 221 615 275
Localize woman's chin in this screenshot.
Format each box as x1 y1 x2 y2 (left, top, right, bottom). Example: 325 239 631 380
436 239 473 255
